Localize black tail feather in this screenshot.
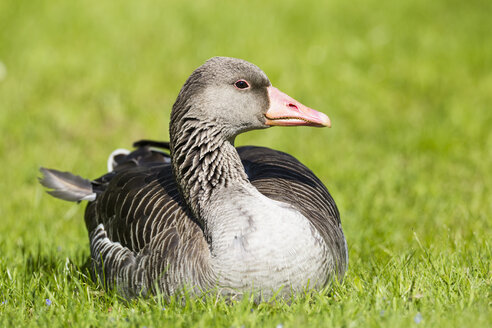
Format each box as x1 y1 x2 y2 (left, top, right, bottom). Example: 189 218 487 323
132 139 170 150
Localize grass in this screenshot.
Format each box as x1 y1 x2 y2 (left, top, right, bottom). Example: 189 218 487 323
0 0 491 326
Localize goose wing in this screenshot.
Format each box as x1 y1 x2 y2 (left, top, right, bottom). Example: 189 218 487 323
85 144 202 253
84 145 211 296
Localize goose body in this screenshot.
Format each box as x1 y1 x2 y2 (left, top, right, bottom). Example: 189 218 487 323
40 57 348 299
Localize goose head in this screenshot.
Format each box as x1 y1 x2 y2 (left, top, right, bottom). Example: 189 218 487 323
170 57 331 142
168 57 333 222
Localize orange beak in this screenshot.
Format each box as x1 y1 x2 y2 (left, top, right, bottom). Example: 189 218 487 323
264 86 331 128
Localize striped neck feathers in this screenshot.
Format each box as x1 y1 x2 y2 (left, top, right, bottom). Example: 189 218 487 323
170 116 249 223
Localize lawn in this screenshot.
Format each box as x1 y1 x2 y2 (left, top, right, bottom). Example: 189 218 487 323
0 0 490 326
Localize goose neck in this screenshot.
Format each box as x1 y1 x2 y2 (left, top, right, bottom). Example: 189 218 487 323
170 120 249 222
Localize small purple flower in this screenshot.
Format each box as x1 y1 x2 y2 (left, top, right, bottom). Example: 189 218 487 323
45 299 52 306
380 310 385 317
276 324 284 328
414 312 423 324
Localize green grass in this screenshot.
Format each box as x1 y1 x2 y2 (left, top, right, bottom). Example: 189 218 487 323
0 0 491 326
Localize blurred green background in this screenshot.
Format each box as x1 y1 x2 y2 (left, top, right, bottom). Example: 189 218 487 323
0 0 490 326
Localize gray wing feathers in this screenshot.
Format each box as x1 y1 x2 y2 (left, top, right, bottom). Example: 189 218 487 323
90 224 150 298
39 167 96 202
85 163 213 297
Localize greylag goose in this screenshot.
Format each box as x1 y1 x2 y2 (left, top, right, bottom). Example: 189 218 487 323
39 57 348 300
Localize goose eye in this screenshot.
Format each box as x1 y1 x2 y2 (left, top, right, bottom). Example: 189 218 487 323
234 80 250 89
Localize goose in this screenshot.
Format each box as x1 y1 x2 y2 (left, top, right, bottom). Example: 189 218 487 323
39 57 348 300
